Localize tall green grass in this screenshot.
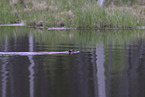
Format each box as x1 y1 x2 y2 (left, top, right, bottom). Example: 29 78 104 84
0 0 145 28
0 2 18 24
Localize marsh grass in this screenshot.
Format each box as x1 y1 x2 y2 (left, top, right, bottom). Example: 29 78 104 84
1 0 145 28
0 3 18 24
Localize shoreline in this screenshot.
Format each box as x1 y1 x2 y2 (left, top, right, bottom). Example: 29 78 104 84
0 24 145 30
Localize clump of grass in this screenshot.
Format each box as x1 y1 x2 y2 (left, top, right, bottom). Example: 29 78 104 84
0 2 18 24
105 5 145 28
104 6 135 28
73 4 145 29
72 4 105 28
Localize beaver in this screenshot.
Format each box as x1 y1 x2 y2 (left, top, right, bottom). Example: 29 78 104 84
0 50 79 56
68 49 79 54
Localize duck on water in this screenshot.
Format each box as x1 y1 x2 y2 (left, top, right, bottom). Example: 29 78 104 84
0 50 80 56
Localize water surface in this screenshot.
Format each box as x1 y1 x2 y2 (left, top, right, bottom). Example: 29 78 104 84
0 27 145 97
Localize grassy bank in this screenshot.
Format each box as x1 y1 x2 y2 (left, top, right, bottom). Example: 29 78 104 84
1 0 145 29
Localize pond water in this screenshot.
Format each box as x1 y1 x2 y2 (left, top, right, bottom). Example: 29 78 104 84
0 27 145 97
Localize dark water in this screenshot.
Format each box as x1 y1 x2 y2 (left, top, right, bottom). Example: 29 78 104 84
0 27 145 97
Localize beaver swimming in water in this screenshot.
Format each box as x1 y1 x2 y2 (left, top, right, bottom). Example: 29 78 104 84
0 50 79 56
68 49 79 54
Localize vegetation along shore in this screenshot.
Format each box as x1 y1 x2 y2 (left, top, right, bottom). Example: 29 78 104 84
1 0 145 29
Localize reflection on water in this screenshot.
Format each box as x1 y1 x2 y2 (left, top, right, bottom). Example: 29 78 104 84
1 36 8 97
96 43 106 97
0 27 145 97
1 57 8 97
28 34 35 97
